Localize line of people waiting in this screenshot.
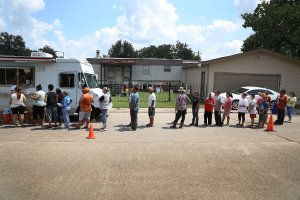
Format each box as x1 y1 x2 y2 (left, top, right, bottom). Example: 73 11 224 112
169 87 297 129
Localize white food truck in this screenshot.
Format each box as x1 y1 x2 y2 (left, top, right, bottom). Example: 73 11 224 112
0 52 104 119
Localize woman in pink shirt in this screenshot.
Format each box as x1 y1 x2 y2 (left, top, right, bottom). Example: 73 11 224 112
222 92 233 126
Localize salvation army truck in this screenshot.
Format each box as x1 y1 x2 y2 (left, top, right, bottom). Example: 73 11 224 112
0 52 104 119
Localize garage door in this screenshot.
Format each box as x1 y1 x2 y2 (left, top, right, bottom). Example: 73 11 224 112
214 72 280 92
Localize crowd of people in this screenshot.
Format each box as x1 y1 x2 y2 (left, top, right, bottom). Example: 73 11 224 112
9 84 72 129
168 87 297 129
7 84 298 131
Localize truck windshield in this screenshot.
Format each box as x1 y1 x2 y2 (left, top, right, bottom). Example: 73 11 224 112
84 73 98 88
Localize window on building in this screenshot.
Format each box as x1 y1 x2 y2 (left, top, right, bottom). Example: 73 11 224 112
0 69 5 85
164 66 171 72
59 73 75 88
143 66 150 75
0 67 34 86
6 68 18 85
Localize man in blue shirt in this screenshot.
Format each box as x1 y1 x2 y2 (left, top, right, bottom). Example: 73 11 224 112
129 86 140 131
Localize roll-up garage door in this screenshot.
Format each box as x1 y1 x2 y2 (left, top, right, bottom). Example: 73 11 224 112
214 72 280 92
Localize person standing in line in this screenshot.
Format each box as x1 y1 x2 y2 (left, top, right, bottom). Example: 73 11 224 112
257 93 269 128
204 92 215 127
275 89 288 125
222 92 232 126
77 87 93 129
60 91 72 129
248 94 257 128
30 84 46 126
127 86 133 127
129 86 140 131
170 87 190 129
236 93 248 127
146 87 156 127
214 90 223 127
286 91 297 123
99 87 111 131
189 90 200 126
9 87 26 127
44 84 58 128
56 88 64 127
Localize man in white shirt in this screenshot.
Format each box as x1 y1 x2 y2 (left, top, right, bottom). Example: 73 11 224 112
147 87 156 127
237 93 248 127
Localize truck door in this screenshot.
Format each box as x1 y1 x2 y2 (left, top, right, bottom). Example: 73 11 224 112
58 72 77 112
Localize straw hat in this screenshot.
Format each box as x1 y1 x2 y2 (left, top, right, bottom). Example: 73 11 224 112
178 87 185 92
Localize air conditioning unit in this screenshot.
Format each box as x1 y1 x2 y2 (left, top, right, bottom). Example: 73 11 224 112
31 51 53 58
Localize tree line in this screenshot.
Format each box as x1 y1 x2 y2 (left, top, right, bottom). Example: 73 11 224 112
1 0 299 59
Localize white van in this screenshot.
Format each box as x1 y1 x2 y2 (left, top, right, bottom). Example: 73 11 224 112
0 52 105 119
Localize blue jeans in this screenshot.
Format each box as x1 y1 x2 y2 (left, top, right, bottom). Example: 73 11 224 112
62 108 70 128
101 109 108 128
286 106 294 120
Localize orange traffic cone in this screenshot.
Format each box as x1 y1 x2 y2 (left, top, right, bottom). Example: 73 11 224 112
265 114 274 132
87 123 96 139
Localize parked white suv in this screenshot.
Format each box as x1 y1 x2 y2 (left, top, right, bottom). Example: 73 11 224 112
220 86 279 110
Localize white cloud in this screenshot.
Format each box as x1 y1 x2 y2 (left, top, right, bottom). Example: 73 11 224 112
0 0 252 61
116 0 178 43
208 20 242 33
233 0 270 13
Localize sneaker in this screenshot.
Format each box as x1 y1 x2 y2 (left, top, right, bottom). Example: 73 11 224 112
100 128 107 132
189 123 194 126
170 125 176 128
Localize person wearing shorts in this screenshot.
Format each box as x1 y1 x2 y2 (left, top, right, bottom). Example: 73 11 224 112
30 84 46 126
222 92 232 126
248 94 257 128
44 84 57 128
146 87 156 127
77 87 93 129
9 87 26 127
257 93 269 128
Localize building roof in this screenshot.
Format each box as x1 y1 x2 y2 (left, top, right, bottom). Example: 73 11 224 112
87 57 183 66
0 55 55 63
201 48 300 66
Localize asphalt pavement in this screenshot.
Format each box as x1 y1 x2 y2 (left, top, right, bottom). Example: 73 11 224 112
0 108 299 200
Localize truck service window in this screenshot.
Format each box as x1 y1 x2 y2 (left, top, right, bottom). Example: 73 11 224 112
59 73 75 88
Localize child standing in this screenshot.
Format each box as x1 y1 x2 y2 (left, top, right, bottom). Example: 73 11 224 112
248 94 257 128
222 92 232 126
257 93 269 128
287 91 297 123
190 91 200 126
204 92 215 127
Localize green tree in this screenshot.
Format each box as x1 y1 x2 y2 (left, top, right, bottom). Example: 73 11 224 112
156 44 174 59
108 40 135 58
241 0 300 58
0 32 31 56
173 41 195 60
137 45 158 58
39 45 57 58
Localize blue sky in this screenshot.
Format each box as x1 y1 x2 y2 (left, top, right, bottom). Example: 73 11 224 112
0 0 262 60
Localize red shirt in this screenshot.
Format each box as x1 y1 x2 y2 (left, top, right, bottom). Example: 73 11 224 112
204 97 215 112
277 95 288 110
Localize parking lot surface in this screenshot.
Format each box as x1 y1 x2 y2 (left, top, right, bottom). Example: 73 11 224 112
0 108 300 200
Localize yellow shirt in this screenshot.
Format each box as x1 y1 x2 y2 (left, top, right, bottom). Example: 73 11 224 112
287 96 297 107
